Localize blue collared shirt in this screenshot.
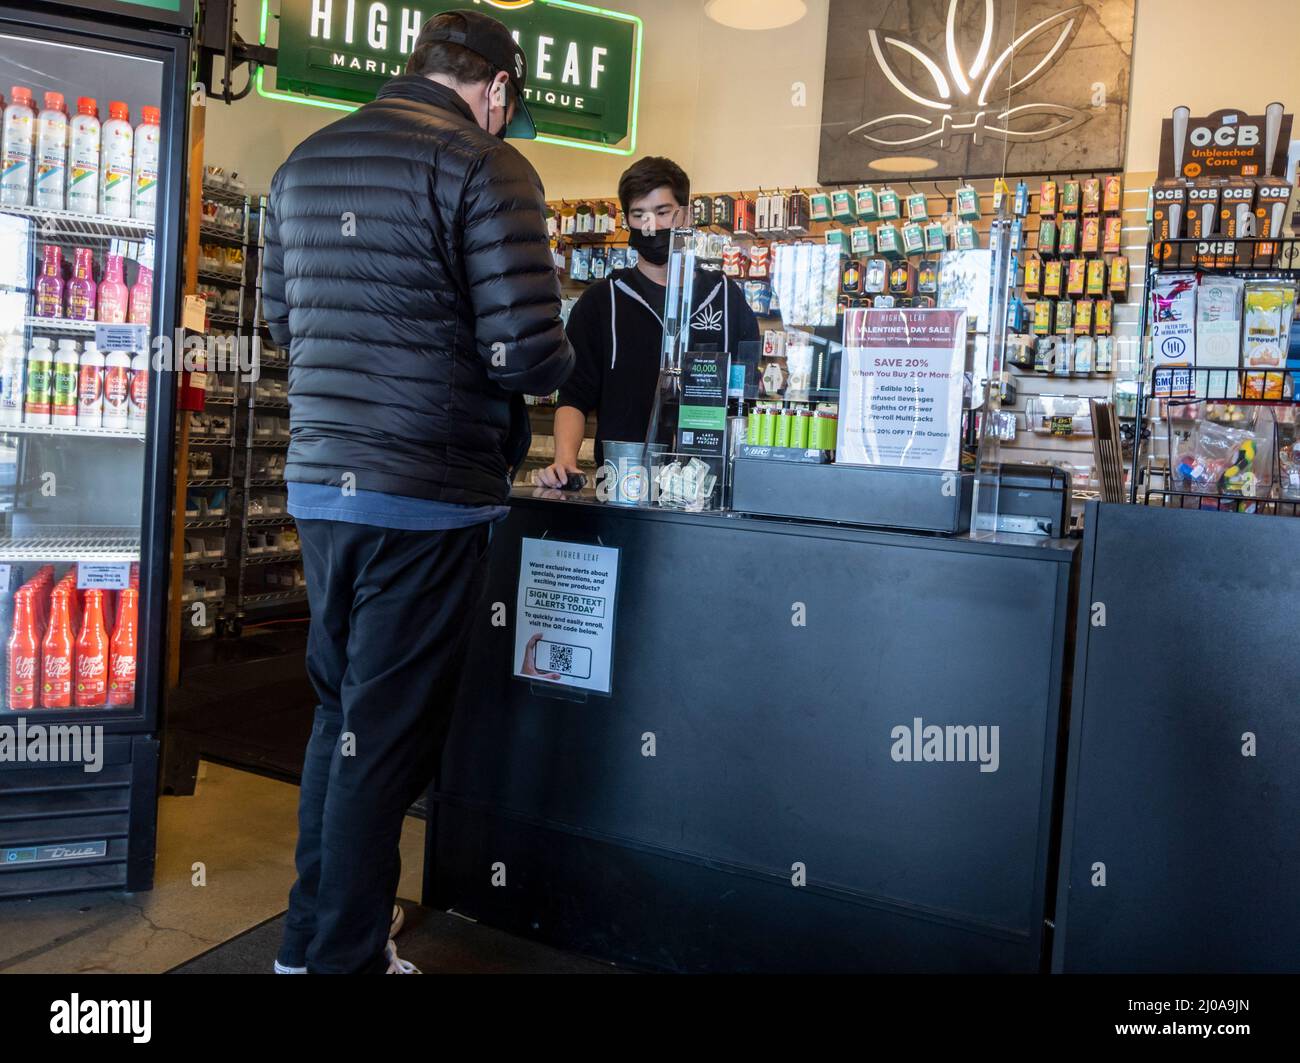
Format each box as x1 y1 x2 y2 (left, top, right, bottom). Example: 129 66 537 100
287 482 509 531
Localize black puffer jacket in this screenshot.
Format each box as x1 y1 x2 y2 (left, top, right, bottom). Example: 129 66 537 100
262 75 573 506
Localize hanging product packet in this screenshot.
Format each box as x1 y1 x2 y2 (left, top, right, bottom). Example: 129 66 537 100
1242 284 1297 399
1151 272 1198 393
1195 277 1245 399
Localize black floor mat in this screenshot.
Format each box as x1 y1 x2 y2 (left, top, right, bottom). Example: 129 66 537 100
169 901 631 974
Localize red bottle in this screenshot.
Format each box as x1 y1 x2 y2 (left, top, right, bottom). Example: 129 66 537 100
7 588 40 710
108 586 137 707
75 589 109 707
41 587 75 708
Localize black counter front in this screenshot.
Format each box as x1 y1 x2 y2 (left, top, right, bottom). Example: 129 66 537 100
424 491 1078 972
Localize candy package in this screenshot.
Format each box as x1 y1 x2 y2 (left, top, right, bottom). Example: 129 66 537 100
1174 418 1255 495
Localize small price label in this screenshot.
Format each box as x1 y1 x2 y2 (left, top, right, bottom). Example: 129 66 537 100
0 564 10 591
76 563 131 591
1049 416 1074 437
94 324 148 352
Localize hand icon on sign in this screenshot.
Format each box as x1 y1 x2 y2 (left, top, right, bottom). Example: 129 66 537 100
521 631 562 681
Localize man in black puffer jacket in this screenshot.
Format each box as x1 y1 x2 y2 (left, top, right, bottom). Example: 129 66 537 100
262 10 573 975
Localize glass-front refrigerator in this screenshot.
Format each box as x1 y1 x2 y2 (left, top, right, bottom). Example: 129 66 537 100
0 1 189 898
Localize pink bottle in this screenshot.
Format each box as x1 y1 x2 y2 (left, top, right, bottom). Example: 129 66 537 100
97 252 128 323
127 264 152 326
35 244 63 318
65 247 97 321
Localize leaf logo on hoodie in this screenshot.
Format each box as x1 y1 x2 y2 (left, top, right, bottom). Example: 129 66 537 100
691 306 723 332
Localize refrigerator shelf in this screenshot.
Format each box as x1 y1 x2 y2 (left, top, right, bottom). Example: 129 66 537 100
0 533 139 561
21 316 97 335
183 558 227 570
189 435 234 446
184 517 229 529
187 477 232 487
250 439 289 448
247 477 283 487
0 422 145 441
0 203 154 240
245 514 290 525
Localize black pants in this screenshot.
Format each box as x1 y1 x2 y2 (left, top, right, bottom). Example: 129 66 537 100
278 518 491 973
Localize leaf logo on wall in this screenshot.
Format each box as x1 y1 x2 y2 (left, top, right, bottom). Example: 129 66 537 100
850 0 1089 149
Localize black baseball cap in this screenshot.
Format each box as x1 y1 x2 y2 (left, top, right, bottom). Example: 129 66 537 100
414 9 536 139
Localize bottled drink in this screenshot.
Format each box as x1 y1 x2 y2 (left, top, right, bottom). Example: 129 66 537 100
77 340 105 428
7 588 39 710
66 247 96 321
0 337 24 425
66 97 100 215
99 101 132 219
131 105 160 224
97 251 128 322
1 85 35 207
108 587 137 707
129 351 148 432
41 587 74 709
34 244 63 318
76 589 109 707
128 264 152 325
51 338 79 427
102 350 131 428
24 335 53 425
33 91 68 210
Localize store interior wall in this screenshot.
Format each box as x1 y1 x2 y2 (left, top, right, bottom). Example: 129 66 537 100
208 0 1300 196
205 0 832 196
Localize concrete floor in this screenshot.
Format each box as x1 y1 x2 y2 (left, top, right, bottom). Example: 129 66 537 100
0 761 426 974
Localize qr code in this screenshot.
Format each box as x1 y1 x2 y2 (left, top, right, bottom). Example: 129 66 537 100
547 643 574 672
681 431 695 444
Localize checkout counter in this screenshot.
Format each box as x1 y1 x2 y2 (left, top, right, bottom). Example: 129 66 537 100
423 485 1078 973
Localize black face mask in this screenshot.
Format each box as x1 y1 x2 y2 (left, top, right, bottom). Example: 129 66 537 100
628 226 672 265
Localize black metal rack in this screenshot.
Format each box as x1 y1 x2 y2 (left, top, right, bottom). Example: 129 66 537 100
1130 235 1300 516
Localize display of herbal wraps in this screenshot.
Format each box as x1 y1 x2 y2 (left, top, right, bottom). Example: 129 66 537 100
1150 273 1197 395
1242 284 1297 399
1195 277 1244 398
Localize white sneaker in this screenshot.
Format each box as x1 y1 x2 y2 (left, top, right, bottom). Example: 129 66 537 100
274 959 306 974
385 939 420 974
390 903 404 938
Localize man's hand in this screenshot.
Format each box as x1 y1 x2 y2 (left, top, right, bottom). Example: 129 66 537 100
536 460 582 489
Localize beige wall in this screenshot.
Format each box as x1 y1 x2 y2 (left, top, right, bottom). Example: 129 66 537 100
207 0 1300 196
1126 0 1300 173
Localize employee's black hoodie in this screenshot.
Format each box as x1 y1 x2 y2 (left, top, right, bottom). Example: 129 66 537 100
558 266 759 464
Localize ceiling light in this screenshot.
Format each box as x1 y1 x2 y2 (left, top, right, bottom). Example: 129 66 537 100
705 0 808 31
868 156 941 173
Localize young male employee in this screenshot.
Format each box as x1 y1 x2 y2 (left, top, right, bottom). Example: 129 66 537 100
537 157 759 487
